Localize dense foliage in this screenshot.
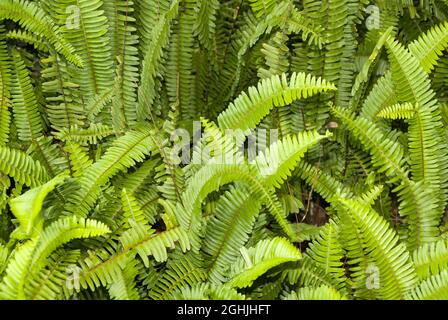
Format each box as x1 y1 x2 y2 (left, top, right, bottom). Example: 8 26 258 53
1 0 448 300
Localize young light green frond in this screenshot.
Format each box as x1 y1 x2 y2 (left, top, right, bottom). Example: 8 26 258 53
249 0 278 18
9 174 68 238
0 24 10 146
377 102 416 120
256 130 332 188
169 282 245 300
289 285 348 300
29 217 111 271
0 240 36 299
119 222 190 266
108 257 140 300
409 21 448 73
0 146 49 187
218 72 336 131
227 237 302 288
55 124 114 146
407 270 448 300
413 238 448 280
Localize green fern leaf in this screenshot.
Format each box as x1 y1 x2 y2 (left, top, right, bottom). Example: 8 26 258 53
227 237 302 288
218 72 336 131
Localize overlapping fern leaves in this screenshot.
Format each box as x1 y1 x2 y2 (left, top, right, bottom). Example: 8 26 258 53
1 0 448 301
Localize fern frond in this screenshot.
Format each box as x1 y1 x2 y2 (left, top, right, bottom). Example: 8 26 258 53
0 0 82 67
194 0 219 51
85 87 113 122
297 161 353 202
28 136 69 177
306 220 346 292
149 251 206 300
288 285 348 300
55 124 114 146
40 55 85 131
121 188 149 229
26 249 79 300
217 72 336 131
413 238 448 280
334 197 417 299
29 217 110 271
9 174 67 238
54 0 113 97
409 21 448 73
137 0 179 120
249 0 278 18
169 282 245 300
0 24 10 146
227 237 301 288
108 256 140 300
0 146 49 187
119 222 190 266
331 106 409 183
10 50 43 142
64 142 92 177
256 130 332 188
203 187 261 284
407 270 448 300
0 240 36 299
360 72 398 122
377 102 416 120
386 37 447 188
63 126 155 217
5 29 47 52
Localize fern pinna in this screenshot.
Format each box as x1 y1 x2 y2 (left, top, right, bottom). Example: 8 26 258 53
1 0 448 300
